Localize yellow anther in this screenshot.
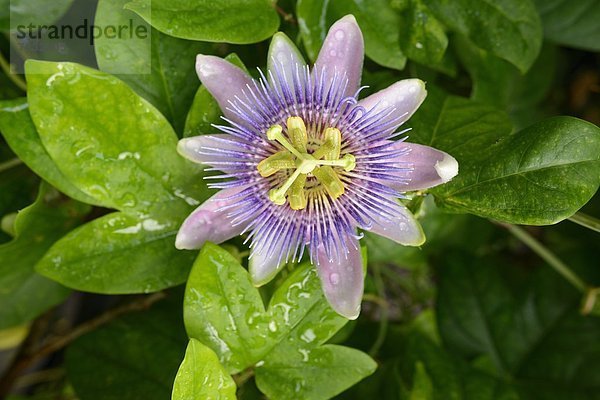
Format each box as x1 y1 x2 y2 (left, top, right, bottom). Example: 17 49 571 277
313 128 342 160
257 150 296 177
266 124 303 159
287 117 308 153
261 120 354 208
313 166 345 199
288 174 308 210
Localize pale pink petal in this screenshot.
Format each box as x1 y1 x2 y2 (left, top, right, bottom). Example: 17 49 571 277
316 236 364 320
175 188 246 250
315 15 364 97
248 237 287 287
267 32 306 86
367 202 425 246
195 55 253 124
357 79 427 126
177 134 252 173
386 142 459 192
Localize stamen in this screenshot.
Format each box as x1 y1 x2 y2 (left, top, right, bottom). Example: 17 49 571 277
313 127 341 160
287 116 308 153
262 118 356 209
257 150 296 177
313 166 345 199
266 125 303 159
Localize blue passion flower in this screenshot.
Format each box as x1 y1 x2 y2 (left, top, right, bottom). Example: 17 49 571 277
175 15 458 319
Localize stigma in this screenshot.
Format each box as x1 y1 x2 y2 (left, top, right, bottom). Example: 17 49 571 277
257 117 356 210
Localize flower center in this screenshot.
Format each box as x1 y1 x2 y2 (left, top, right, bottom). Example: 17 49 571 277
257 117 356 210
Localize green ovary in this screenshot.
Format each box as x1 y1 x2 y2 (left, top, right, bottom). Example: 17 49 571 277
257 117 356 210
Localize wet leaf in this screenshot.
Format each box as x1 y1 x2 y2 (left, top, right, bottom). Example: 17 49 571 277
26 60 211 293
124 0 280 44
184 243 376 399
172 339 236 400
0 98 96 204
25 60 206 213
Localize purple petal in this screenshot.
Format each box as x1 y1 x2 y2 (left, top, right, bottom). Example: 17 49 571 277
249 239 286 287
367 203 425 246
357 79 427 126
315 15 364 97
175 188 246 250
316 235 364 320
195 55 253 124
268 32 306 86
177 134 250 172
386 142 459 192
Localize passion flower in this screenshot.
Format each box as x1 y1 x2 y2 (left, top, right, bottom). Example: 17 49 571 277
176 15 458 319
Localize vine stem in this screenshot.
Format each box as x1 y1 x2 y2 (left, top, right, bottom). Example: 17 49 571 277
367 263 389 357
0 292 166 397
0 158 24 173
503 224 586 292
568 212 600 233
0 52 27 92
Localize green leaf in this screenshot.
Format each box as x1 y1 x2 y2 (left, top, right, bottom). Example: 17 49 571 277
432 117 600 224
437 252 600 398
423 0 542 72
124 0 280 44
25 60 210 293
36 204 196 293
3 0 74 28
0 98 96 204
0 183 89 329
456 37 557 116
184 243 376 399
328 0 407 70
399 0 448 66
407 89 600 224
95 0 211 133
534 0 600 51
66 296 187 400
25 60 206 213
183 54 247 138
172 339 237 400
0 146 38 242
406 87 513 162
297 0 331 62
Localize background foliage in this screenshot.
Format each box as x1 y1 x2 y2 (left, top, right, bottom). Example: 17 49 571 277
0 0 599 399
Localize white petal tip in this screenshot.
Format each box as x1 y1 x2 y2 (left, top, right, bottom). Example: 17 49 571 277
332 303 361 320
175 232 197 250
435 154 459 183
339 14 358 25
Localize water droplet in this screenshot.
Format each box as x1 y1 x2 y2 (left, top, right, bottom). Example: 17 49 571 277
329 272 340 285
329 49 337 57
399 222 407 231
269 321 278 332
119 193 137 208
334 30 345 40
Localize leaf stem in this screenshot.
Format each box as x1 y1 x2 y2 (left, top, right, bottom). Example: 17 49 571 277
368 263 389 357
568 212 600 234
504 224 586 292
233 368 255 387
0 51 27 92
0 157 24 173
